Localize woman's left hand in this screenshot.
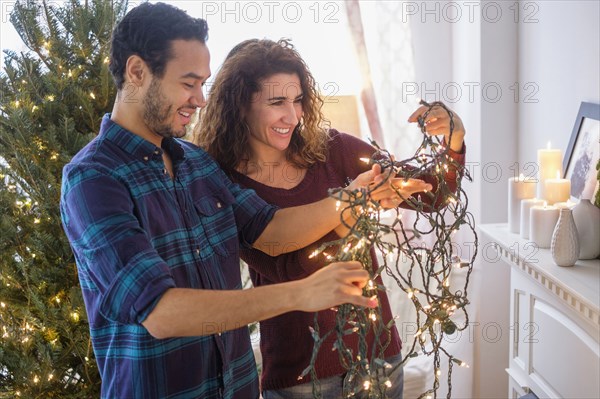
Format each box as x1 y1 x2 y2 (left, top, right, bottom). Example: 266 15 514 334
408 102 465 152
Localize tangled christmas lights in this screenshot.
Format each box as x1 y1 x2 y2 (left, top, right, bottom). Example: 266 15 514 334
302 101 477 399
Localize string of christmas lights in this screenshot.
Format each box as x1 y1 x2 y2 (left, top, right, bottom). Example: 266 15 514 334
302 101 477 398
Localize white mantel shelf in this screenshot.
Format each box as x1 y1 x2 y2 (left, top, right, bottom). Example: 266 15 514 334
480 223 600 398
478 223 600 330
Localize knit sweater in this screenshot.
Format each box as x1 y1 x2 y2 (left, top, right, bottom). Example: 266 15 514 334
229 130 466 390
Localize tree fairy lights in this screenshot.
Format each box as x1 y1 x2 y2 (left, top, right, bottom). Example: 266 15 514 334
1 1 125 396
303 101 477 398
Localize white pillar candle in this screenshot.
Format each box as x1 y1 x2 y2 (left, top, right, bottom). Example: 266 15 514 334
520 198 545 239
545 170 571 205
530 202 560 248
508 174 536 233
537 142 562 200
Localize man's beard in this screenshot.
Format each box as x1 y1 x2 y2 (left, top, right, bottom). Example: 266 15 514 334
143 78 185 139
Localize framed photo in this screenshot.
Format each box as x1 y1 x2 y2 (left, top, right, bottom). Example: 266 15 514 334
563 102 600 201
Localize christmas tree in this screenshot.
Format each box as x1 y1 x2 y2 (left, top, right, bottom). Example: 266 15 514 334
0 1 127 397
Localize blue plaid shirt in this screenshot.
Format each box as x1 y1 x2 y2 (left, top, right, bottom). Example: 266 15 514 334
60 115 276 399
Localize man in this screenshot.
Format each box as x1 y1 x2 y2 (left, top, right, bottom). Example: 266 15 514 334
60 3 396 398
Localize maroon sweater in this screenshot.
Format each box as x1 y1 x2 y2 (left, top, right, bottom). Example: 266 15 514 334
230 130 466 390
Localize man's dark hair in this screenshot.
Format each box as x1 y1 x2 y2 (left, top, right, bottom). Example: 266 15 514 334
109 2 209 90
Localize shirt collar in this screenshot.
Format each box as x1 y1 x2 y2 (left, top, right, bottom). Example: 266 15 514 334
99 114 184 162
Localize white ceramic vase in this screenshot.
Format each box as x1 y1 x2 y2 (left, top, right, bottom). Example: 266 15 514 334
551 208 580 267
571 199 600 259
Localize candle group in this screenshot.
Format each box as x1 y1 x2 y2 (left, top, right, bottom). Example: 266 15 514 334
509 142 574 246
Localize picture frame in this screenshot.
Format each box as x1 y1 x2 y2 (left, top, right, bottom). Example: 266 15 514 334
563 102 600 201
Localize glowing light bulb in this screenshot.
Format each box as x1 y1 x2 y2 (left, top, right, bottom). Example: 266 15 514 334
369 311 377 321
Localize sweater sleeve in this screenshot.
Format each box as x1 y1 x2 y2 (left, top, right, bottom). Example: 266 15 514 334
239 132 377 283
240 229 342 283
398 141 466 212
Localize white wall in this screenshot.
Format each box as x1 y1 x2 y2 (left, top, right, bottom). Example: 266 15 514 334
518 0 600 166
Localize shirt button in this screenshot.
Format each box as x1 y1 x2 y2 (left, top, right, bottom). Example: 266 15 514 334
154 150 160 155
143 156 149 161
216 201 222 208
195 248 200 255
163 169 167 175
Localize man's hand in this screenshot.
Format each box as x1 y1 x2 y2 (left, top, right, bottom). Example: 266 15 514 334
142 261 375 338
341 164 433 209
292 261 377 312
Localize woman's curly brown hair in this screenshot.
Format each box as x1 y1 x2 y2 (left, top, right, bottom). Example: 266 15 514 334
193 38 329 172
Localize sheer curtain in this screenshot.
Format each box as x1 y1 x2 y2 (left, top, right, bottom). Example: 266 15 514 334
344 0 420 160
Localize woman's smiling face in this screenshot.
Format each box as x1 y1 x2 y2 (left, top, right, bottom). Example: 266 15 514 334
245 73 304 157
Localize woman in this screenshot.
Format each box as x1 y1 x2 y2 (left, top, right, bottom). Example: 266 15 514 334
195 39 466 398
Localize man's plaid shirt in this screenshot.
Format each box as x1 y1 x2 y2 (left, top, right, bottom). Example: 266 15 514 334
61 115 276 398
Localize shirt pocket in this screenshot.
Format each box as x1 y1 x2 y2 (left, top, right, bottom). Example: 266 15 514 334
193 187 238 257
